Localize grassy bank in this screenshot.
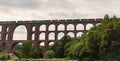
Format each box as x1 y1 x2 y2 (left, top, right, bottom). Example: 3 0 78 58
9 58 77 61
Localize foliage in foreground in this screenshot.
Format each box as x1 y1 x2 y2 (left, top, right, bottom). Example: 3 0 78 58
0 50 10 60
47 35 74 58
14 41 40 59
19 58 71 61
46 15 120 61
13 15 120 61
68 15 120 61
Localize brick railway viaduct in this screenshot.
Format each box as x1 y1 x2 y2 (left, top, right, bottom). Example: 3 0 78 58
0 18 102 55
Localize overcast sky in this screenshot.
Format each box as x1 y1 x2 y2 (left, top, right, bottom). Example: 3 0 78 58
0 0 120 21
1 0 119 45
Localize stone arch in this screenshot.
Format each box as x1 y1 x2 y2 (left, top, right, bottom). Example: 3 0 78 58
67 32 74 37
39 42 45 52
39 32 46 40
76 24 84 30
7 27 9 32
48 42 54 46
77 32 83 37
13 25 27 40
67 24 74 30
32 34 35 40
57 24 65 31
32 26 35 31
58 32 65 40
48 32 55 40
13 42 23 48
39 24 46 31
11 42 23 53
49 24 55 31
96 23 101 26
39 42 45 46
6 34 8 40
38 41 44 58
86 23 94 30
0 26 2 31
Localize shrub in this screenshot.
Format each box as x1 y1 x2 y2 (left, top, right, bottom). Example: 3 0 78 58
45 50 55 58
0 51 10 60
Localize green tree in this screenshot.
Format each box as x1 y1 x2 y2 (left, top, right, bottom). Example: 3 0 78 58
14 41 39 59
45 15 120 61
49 35 73 58
45 50 55 58
68 15 120 61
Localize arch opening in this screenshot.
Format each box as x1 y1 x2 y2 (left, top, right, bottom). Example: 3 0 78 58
6 34 8 40
49 24 55 31
0 26 2 32
32 34 35 40
67 32 75 37
57 24 65 31
39 42 45 46
39 33 46 40
7 27 9 32
49 42 54 46
76 24 84 30
77 32 83 37
13 25 27 40
67 24 74 30
96 23 101 26
39 25 46 31
39 42 45 53
58 32 65 40
38 42 45 58
13 42 23 53
32 26 35 31
86 23 94 30
49 32 55 40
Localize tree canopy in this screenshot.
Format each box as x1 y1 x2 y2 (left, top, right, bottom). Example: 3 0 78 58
13 15 120 61
14 41 39 59
68 15 120 61
46 15 120 61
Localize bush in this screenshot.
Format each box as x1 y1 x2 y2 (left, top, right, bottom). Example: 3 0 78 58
0 55 10 60
80 57 91 61
0 51 10 60
45 50 55 58
14 41 40 59
20 58 70 61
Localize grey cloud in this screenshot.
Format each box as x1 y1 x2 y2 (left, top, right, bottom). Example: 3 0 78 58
0 0 41 9
0 0 120 20
37 0 72 10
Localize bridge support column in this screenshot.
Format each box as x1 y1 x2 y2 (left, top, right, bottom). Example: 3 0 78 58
74 24 77 38
33 41 39 52
5 41 13 54
43 24 49 58
84 24 87 33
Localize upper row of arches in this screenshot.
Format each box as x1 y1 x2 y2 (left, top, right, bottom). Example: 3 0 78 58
1 23 100 40
0 23 100 32
34 23 99 31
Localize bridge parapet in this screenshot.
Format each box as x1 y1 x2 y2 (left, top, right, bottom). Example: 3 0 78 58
0 18 103 24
